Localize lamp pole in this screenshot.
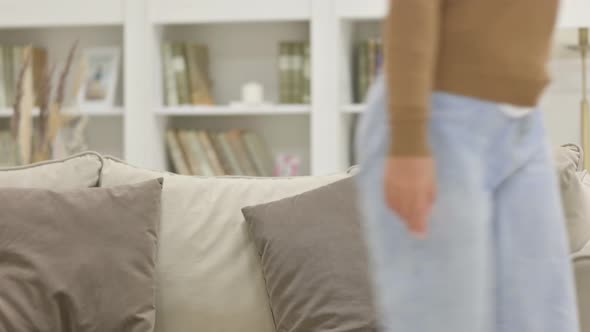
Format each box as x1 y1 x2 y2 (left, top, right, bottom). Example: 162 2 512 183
580 28 590 169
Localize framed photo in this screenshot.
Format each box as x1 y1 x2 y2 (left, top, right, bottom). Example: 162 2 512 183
78 47 120 108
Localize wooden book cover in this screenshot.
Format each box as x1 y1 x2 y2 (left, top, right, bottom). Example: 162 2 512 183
186 43 213 105
197 131 225 176
191 131 216 176
162 43 179 106
217 132 244 175
209 132 234 175
176 130 200 175
166 129 191 175
170 43 191 105
227 129 258 176
242 131 274 177
32 47 47 107
278 42 290 104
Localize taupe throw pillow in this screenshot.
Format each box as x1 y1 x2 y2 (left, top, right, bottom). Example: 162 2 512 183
0 178 163 332
242 177 377 332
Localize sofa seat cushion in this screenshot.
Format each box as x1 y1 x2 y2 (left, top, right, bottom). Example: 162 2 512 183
0 151 102 189
99 157 349 332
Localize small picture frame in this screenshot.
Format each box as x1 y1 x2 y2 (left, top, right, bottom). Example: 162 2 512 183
78 47 120 109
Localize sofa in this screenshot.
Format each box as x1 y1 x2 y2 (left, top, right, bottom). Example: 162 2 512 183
1 146 589 332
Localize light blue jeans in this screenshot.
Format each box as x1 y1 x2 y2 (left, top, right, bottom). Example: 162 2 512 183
355 74 579 332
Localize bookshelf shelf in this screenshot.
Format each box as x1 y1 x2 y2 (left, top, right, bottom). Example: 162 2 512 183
0 0 123 28
0 107 124 118
336 0 387 20
156 105 310 116
150 0 312 24
342 104 365 114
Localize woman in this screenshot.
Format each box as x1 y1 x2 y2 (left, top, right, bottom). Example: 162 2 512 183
356 1 580 331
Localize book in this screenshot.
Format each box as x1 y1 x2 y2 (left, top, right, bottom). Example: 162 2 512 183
166 129 191 175
162 43 178 106
279 42 290 104
32 47 47 107
170 43 191 105
197 131 225 176
292 42 305 104
226 129 258 176
302 42 311 104
189 131 215 176
368 38 377 87
0 47 5 107
176 130 200 175
242 131 274 177
358 41 370 102
216 132 244 175
4 46 14 107
186 44 213 105
209 132 233 175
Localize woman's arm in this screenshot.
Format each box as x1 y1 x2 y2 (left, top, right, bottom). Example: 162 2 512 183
385 0 442 156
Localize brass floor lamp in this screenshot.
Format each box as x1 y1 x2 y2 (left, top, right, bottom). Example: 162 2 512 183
571 28 590 168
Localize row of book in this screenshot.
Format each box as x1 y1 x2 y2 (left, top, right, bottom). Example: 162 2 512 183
0 45 48 108
166 129 274 176
162 42 214 106
279 41 311 104
352 38 383 103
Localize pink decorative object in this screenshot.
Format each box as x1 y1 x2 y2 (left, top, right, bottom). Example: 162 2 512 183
274 154 301 176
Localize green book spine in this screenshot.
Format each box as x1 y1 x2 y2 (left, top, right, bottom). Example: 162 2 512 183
287 42 297 104
302 42 311 104
209 132 232 175
242 131 274 177
359 41 370 102
162 43 178 106
197 131 225 176
369 38 378 86
227 129 258 176
0 47 5 108
176 130 199 175
4 46 14 107
292 42 304 104
278 42 290 104
171 43 190 105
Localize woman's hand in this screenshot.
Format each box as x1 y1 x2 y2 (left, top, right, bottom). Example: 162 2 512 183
384 156 437 238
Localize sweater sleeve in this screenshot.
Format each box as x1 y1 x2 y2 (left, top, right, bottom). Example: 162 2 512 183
385 0 442 156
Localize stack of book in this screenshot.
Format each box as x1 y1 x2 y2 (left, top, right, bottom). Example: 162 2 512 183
352 38 383 104
162 42 213 106
166 129 275 177
0 45 48 108
278 41 310 104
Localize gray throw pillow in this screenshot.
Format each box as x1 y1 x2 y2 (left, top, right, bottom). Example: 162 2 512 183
0 178 162 332
242 177 377 332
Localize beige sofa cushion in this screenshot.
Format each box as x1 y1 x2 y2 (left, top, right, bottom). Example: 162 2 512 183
0 179 162 332
100 157 348 332
0 151 102 189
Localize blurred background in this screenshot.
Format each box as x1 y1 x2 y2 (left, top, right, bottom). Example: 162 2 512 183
0 0 588 176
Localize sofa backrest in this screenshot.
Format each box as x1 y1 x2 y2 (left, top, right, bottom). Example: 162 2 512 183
99 156 349 332
0 151 102 189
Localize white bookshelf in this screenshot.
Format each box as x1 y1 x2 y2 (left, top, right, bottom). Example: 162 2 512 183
156 105 310 116
0 0 588 175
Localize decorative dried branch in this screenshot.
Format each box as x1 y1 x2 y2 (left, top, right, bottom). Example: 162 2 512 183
55 40 78 108
17 47 35 164
11 51 32 140
37 63 55 151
